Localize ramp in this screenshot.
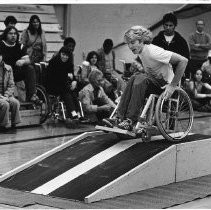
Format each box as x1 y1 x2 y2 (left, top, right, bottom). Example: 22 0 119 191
0 131 211 203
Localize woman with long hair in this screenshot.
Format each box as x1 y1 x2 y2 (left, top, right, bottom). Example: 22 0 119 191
188 69 211 112
20 15 47 64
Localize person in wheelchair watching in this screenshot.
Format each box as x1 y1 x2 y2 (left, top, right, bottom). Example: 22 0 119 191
46 46 83 126
103 25 188 131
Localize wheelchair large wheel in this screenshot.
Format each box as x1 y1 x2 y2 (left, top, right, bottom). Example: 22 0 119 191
36 85 49 124
155 88 193 142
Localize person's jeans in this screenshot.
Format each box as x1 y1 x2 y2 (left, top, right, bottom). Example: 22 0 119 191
0 97 21 127
117 73 166 123
13 64 36 101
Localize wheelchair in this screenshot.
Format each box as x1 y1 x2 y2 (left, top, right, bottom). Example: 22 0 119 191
35 62 87 124
98 86 194 142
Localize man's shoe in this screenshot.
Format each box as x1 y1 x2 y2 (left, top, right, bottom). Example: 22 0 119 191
79 116 90 123
117 118 133 131
102 118 120 128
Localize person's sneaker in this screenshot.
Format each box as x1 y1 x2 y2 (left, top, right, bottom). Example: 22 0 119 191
117 118 133 131
30 94 42 104
102 118 120 128
79 116 90 123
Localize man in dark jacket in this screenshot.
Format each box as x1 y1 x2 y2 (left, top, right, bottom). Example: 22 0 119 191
152 12 190 78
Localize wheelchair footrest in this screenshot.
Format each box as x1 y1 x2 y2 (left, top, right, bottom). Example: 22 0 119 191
95 125 136 137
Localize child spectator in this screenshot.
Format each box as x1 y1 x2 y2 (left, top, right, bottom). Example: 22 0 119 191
46 46 83 127
0 49 21 132
79 69 116 123
20 15 47 64
187 69 211 112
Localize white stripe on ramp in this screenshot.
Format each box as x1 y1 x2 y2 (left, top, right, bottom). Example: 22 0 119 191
31 139 140 195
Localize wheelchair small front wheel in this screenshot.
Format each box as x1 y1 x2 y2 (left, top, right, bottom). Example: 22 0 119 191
155 88 193 142
36 85 49 124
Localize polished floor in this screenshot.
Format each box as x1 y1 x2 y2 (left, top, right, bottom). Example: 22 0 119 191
0 113 211 208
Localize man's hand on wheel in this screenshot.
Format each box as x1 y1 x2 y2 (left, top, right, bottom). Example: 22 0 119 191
162 84 177 100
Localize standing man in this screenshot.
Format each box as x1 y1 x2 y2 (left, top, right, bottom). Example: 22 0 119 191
152 12 189 78
188 19 211 79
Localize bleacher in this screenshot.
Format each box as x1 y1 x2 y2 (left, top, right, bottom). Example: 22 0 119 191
0 4 64 127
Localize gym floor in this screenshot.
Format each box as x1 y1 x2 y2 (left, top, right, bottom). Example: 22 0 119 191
0 112 211 209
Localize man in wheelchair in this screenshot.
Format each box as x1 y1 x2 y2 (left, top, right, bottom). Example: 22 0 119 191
103 25 188 131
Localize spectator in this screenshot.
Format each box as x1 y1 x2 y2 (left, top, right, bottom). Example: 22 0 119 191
20 15 47 64
78 51 116 101
0 49 21 132
0 16 17 41
201 50 211 84
187 69 211 112
4 16 17 27
46 46 83 126
152 12 189 78
188 19 211 79
102 25 188 131
97 39 126 95
79 69 116 124
0 26 39 103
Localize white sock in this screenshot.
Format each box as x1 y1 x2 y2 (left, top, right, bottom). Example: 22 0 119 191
77 112 81 118
71 111 77 117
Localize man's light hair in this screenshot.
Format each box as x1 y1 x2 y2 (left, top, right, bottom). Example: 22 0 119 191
88 69 103 84
124 25 153 44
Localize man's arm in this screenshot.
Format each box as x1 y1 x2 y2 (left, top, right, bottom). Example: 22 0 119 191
198 34 211 50
169 52 188 86
162 53 188 99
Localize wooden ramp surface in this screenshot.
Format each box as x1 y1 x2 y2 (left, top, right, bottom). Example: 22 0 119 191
0 132 210 203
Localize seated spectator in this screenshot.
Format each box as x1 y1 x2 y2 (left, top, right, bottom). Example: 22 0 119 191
20 15 47 64
76 60 91 92
187 69 211 112
0 26 39 103
78 51 117 101
79 69 116 124
0 50 21 132
201 50 211 84
97 39 126 95
46 46 84 127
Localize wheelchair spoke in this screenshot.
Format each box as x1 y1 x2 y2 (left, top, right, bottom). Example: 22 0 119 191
155 88 193 141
